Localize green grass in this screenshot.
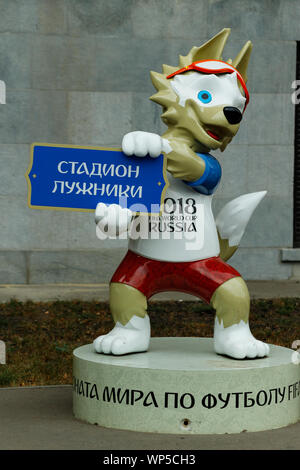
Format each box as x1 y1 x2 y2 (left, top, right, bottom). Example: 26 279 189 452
0 298 299 387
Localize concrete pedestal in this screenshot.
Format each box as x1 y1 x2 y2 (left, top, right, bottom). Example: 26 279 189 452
73 338 300 434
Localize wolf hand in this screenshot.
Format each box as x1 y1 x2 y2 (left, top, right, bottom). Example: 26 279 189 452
95 203 133 237
122 131 171 158
216 191 267 247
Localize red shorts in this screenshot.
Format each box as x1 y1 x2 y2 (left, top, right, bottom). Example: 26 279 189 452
111 250 240 303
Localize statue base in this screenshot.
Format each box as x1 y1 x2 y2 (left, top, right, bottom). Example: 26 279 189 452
73 338 300 434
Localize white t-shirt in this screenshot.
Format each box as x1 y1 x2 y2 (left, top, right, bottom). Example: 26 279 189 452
128 174 220 262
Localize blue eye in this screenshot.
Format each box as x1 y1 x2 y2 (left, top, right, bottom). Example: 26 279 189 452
198 90 212 104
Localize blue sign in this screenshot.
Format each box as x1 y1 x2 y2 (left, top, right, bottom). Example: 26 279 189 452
26 144 168 214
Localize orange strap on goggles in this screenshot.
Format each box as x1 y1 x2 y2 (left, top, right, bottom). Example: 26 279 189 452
166 60 249 111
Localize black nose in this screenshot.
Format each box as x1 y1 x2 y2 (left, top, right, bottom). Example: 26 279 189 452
223 107 242 124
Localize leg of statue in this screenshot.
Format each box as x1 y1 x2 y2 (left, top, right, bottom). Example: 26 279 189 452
211 276 270 359
93 282 150 355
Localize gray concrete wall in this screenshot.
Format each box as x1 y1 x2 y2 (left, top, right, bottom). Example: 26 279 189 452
0 0 299 283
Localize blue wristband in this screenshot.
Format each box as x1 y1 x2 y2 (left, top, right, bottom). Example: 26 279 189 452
184 153 222 195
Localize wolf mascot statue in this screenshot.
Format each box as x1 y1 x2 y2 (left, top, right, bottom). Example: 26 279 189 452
93 28 270 360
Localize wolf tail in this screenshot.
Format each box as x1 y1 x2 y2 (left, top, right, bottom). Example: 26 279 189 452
216 191 267 262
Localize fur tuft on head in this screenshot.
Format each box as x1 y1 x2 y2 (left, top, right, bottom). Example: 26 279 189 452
150 28 252 127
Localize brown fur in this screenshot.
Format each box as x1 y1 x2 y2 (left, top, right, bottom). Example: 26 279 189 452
149 28 252 182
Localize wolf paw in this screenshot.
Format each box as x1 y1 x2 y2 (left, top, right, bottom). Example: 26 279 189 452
95 203 133 237
122 131 171 157
93 315 150 355
214 318 270 359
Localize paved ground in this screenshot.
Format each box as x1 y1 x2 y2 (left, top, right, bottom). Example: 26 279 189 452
0 386 299 450
0 280 299 302
0 283 299 450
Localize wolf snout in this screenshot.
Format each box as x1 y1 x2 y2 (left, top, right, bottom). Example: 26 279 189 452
223 107 242 125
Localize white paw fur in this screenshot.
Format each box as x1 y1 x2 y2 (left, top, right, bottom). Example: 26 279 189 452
122 131 171 158
95 203 133 237
214 318 270 359
93 314 151 355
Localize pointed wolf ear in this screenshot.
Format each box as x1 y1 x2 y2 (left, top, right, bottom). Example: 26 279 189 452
179 28 231 67
232 41 252 83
